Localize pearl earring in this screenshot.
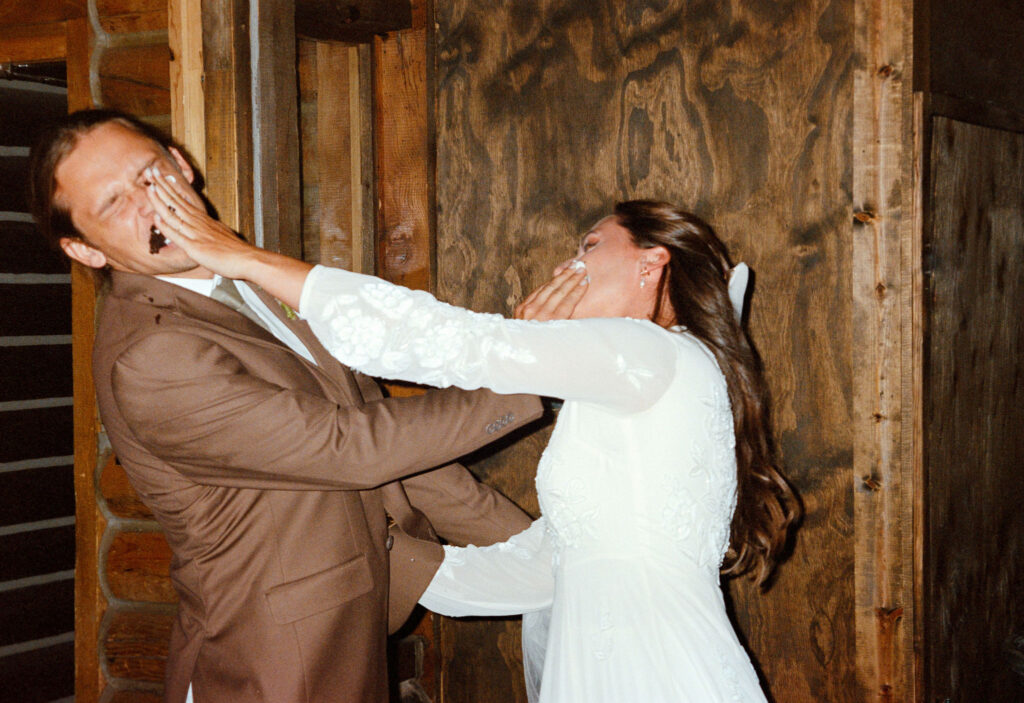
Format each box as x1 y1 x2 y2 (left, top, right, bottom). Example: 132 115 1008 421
639 266 649 289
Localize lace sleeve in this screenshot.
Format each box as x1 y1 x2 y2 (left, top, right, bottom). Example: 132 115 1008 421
418 518 554 616
298 265 676 412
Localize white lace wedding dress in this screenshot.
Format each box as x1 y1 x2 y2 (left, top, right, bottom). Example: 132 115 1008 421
298 265 768 703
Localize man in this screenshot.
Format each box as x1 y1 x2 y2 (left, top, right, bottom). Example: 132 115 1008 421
29 109 541 702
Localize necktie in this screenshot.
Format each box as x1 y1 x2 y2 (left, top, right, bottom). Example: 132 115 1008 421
210 278 270 331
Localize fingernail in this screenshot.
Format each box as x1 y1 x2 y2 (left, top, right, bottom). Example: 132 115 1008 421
166 174 177 183
579 275 589 286
570 260 586 272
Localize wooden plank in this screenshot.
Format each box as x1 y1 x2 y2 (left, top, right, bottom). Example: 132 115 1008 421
432 1 858 700
0 578 74 647
168 0 205 170
0 524 75 582
314 41 364 271
201 0 253 233
0 344 72 402
295 0 411 43
102 609 174 683
373 24 431 288
0 221 69 274
98 43 172 118
251 0 302 257
924 116 1024 703
851 0 918 701
0 405 73 462
0 1 85 26
0 464 74 527
96 0 166 35
0 22 67 63
0 640 74 703
0 283 70 336
105 531 177 603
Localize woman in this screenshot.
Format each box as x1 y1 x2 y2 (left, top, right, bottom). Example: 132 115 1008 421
147 167 799 702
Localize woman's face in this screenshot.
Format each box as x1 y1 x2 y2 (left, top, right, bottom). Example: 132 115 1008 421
563 216 663 320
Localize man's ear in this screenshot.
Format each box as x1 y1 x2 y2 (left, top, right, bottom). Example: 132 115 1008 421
168 146 195 184
60 237 107 269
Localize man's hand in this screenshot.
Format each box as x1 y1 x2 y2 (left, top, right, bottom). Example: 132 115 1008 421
513 261 588 321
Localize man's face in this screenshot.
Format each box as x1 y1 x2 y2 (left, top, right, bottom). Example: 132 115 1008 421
55 121 211 278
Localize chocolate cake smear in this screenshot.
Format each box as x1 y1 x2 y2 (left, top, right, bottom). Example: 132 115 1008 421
149 225 168 254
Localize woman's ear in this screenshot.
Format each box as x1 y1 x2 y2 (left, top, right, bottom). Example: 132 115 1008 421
642 245 671 272
60 237 107 269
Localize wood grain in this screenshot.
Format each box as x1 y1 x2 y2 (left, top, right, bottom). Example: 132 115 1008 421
105 532 177 604
102 609 175 683
924 116 1024 703
851 0 918 700
432 1 856 700
98 44 172 118
201 0 253 233
374 22 432 288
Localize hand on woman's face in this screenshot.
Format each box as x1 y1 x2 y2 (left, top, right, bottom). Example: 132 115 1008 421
561 216 663 320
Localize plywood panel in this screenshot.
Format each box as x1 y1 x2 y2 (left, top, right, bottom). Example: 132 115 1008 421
925 116 1024 703
433 1 855 701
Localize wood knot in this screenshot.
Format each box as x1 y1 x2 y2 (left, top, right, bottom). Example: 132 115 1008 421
875 282 887 298
862 475 882 491
853 209 879 225
876 64 895 78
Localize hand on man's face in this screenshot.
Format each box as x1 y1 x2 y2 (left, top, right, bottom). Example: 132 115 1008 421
55 121 213 279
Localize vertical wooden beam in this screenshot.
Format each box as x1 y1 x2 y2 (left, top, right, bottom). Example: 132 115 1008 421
852 0 918 701
251 0 302 257
373 0 432 288
201 0 253 233
313 42 370 272
68 12 104 701
168 0 205 170
65 14 104 703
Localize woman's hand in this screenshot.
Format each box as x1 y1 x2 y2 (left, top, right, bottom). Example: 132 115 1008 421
147 166 312 309
146 166 260 280
513 261 588 321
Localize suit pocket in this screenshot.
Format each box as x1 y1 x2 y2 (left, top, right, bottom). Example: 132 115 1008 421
264 553 374 625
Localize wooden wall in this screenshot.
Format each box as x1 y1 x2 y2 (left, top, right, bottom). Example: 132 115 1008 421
431 1 858 700
924 116 1024 703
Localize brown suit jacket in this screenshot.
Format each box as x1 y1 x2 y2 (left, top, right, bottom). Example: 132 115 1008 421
92 271 540 703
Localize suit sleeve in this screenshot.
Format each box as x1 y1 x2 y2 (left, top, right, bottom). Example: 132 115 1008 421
401 463 532 546
111 330 542 490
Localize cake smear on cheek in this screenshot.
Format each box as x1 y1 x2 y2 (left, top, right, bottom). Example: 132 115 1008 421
149 224 168 254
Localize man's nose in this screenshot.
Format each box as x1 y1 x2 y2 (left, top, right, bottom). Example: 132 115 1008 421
129 182 154 213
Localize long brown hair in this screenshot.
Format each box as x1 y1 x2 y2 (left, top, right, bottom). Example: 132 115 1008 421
615 199 799 585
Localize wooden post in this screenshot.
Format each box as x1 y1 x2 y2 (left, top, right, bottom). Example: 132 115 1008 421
851 0 919 700
373 0 432 288
169 0 205 171
251 0 302 257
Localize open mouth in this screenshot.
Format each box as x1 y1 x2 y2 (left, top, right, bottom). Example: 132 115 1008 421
149 225 169 254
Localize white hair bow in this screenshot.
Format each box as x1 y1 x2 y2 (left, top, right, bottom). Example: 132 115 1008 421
727 262 750 322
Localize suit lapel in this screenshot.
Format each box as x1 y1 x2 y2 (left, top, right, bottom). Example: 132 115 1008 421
250 285 366 404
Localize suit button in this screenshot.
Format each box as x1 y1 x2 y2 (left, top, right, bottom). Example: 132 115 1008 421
385 535 395 550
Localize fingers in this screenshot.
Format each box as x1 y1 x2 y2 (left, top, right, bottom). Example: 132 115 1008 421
514 262 588 321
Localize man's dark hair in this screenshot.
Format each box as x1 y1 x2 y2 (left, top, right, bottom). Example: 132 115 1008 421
28 108 174 252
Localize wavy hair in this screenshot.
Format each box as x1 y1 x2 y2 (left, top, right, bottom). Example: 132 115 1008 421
615 199 799 585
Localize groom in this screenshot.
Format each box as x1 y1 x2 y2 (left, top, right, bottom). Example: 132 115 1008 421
29 109 540 702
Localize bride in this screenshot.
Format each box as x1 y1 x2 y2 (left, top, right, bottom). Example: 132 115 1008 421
148 169 799 702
